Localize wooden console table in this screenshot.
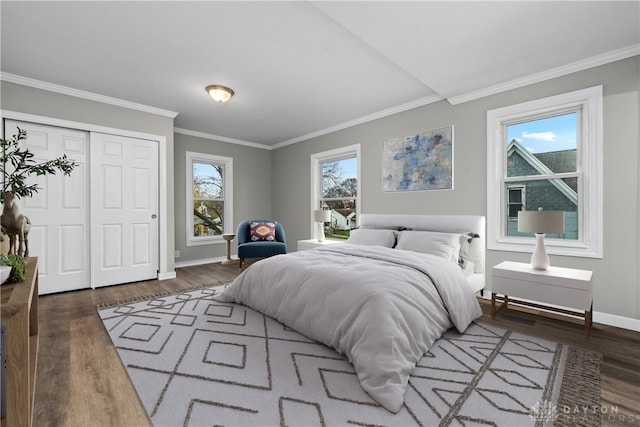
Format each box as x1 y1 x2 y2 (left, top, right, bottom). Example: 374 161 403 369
1 257 39 427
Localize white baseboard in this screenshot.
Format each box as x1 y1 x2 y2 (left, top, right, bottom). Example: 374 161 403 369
175 256 237 269
158 271 177 280
592 312 640 332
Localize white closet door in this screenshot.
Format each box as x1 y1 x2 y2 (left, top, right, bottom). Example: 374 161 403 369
90 132 159 287
4 120 90 294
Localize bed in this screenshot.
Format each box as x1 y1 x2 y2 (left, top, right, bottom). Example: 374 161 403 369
357 213 486 294
216 214 485 413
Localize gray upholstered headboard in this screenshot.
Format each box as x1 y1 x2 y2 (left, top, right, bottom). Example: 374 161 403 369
358 214 486 275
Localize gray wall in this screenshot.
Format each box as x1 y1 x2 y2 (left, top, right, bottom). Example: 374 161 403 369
272 56 640 322
2 56 638 323
0 80 177 272
174 132 273 262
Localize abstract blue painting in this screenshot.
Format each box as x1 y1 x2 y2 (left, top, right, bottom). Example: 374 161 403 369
382 126 453 192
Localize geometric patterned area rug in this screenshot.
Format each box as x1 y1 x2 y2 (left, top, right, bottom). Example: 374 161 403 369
98 285 601 427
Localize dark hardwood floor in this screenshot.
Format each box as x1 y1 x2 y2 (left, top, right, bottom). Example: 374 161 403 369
32 262 640 426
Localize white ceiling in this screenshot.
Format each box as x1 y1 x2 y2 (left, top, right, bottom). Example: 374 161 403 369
1 1 639 148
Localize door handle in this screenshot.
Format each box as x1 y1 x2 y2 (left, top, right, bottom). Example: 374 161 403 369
151 214 157 219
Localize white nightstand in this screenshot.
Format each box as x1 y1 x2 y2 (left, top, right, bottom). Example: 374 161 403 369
491 261 593 339
297 239 344 251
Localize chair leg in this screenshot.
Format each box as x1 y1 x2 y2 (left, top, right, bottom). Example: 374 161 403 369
238 258 244 271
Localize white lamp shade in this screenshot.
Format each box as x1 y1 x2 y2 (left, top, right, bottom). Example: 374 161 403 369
517 210 565 234
314 210 331 222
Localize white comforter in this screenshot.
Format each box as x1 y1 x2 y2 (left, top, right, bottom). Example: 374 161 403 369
216 244 482 413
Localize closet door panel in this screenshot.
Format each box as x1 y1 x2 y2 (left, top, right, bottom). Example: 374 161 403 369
3 120 90 294
60 225 85 272
4 121 160 292
90 132 159 287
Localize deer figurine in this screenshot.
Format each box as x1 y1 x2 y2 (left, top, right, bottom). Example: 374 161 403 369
1 192 31 257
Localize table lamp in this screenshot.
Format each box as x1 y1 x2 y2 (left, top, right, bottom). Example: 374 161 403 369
517 208 565 270
314 210 331 242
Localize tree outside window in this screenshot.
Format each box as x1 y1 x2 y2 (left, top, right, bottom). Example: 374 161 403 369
192 162 224 237
321 157 357 239
186 152 233 246
311 144 360 240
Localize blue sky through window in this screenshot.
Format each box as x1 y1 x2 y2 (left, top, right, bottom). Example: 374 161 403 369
506 112 577 154
193 162 223 199
339 157 357 179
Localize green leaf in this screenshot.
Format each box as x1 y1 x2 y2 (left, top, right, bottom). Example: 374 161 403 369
1 127 78 198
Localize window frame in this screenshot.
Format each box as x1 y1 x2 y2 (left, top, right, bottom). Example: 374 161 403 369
507 185 526 220
310 144 361 240
486 86 603 258
185 151 233 247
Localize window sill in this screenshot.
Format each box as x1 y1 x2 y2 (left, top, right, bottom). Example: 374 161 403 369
489 238 602 259
186 237 226 247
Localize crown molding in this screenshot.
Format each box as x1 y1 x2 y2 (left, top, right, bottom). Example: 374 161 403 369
5 44 636 149
174 127 272 150
448 44 640 105
272 93 444 149
0 72 179 118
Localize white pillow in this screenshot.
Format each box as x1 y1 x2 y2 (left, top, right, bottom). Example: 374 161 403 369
395 230 463 264
347 228 396 247
462 261 475 277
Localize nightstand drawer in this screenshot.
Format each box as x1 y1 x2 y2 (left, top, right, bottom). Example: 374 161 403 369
492 275 592 310
493 262 592 291
492 261 593 311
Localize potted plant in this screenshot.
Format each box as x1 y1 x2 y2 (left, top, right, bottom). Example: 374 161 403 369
0 253 26 283
1 127 77 258
1 127 77 197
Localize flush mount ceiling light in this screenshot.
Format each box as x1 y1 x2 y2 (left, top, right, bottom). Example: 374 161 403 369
206 85 234 103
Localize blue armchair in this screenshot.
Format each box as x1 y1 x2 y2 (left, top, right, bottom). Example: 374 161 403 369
236 219 287 270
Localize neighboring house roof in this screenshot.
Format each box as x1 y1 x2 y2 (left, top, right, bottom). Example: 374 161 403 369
332 208 355 219
507 140 577 205
533 149 576 174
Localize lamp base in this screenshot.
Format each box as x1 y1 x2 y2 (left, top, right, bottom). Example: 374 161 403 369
316 222 325 242
222 233 235 265
531 233 550 270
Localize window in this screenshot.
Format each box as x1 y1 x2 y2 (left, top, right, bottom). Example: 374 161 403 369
311 144 360 240
505 112 579 239
186 151 233 246
507 185 525 220
487 86 602 257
